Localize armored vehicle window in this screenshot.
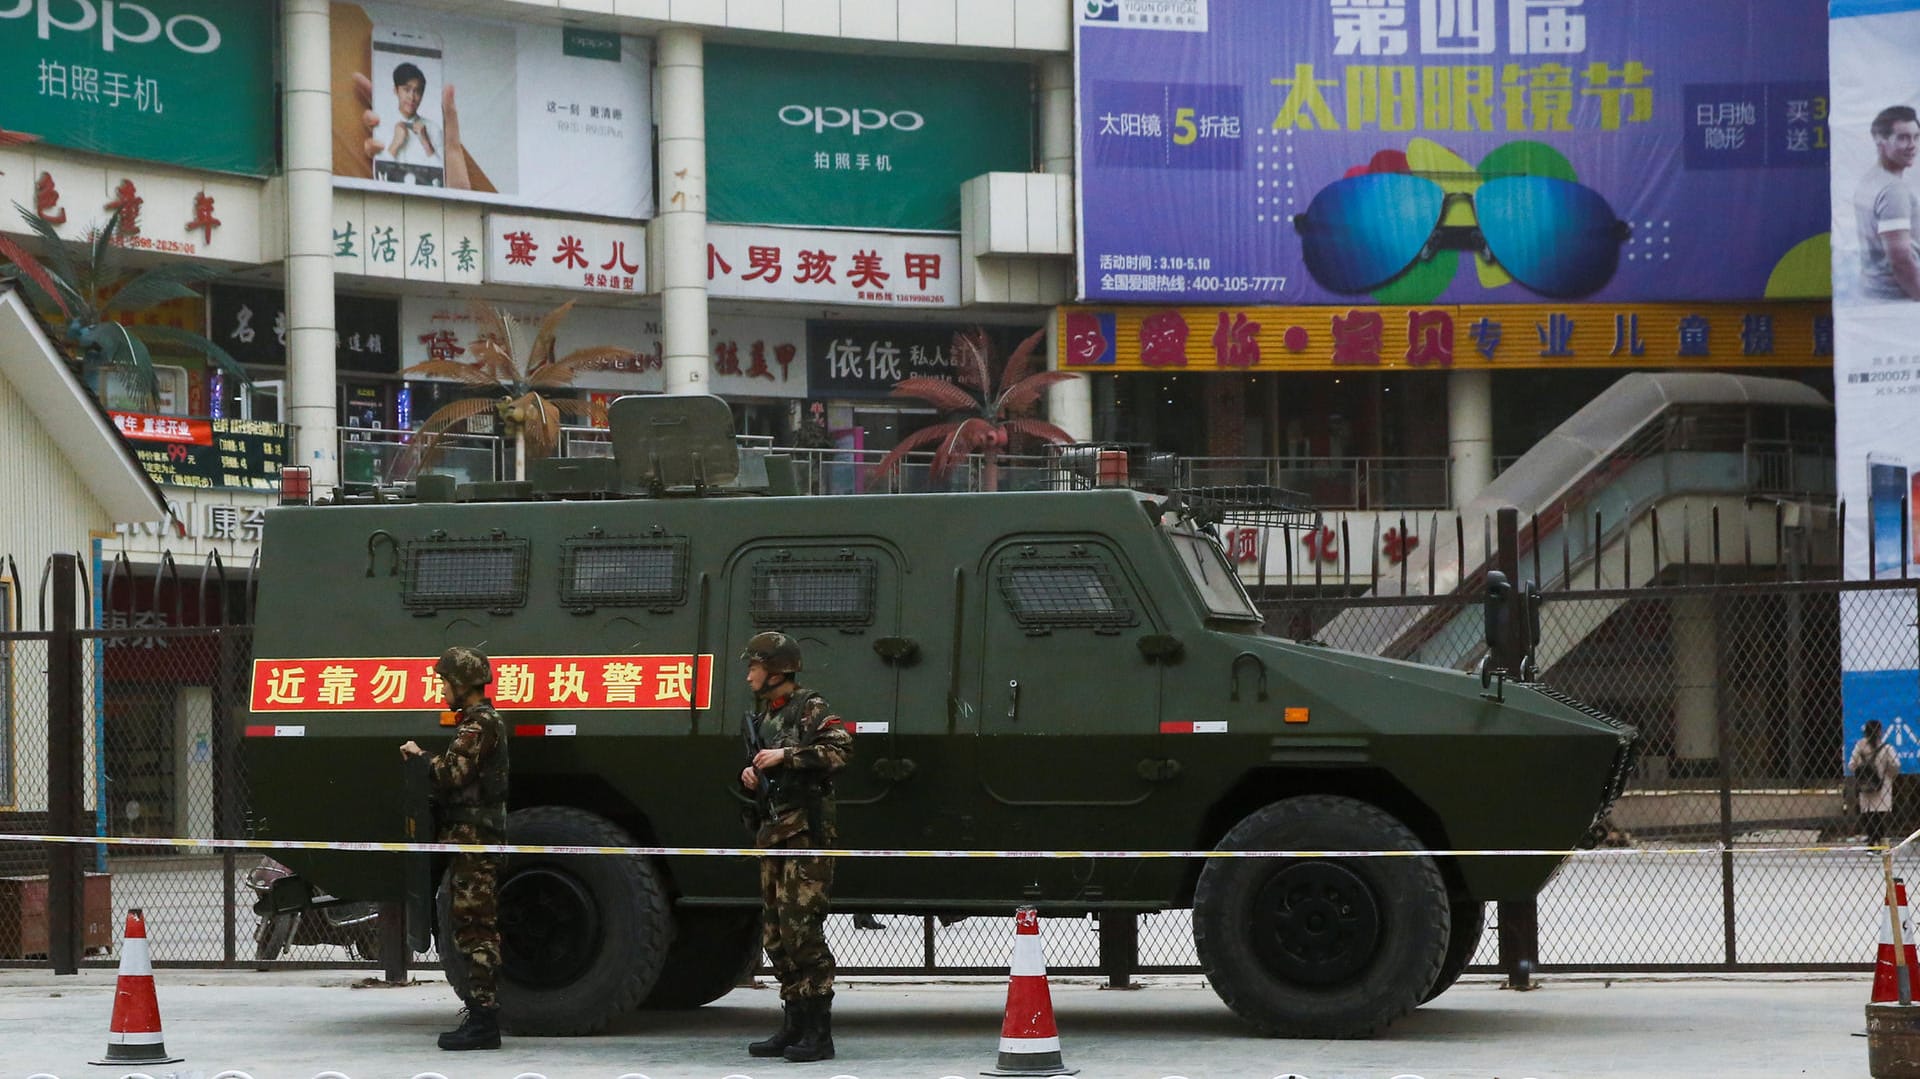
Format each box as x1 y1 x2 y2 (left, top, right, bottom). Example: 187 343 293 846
999 558 1139 630
560 536 688 610
401 537 530 612
1168 530 1262 622
751 558 876 627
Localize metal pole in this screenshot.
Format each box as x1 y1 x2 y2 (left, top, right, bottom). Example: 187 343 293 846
47 553 82 974
1492 509 1537 988
1098 911 1138 990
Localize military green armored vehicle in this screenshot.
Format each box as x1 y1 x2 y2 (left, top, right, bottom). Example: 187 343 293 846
244 395 1633 1039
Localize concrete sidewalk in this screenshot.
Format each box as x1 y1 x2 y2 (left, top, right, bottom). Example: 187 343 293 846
0 970 1875 1079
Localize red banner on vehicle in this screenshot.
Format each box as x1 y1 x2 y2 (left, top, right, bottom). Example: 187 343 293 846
249 655 714 713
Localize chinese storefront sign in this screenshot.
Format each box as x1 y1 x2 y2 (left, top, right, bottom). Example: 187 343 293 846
1076 0 1831 305
805 322 1032 400
1059 302 1832 372
210 285 400 374
249 654 714 712
704 45 1031 231
707 224 958 308
485 214 647 294
332 189 484 285
0 149 263 258
0 0 274 174
110 412 289 490
1830 0 1920 771
399 297 809 399
330 3 653 219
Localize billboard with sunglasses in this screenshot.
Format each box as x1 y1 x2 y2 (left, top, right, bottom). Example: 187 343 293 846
1075 0 1831 306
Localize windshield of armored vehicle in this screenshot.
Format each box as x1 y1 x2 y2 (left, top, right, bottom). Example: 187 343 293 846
1167 528 1262 622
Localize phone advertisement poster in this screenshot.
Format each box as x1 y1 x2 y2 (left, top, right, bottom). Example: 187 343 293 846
1833 0 1920 773
329 3 653 220
1075 0 1830 306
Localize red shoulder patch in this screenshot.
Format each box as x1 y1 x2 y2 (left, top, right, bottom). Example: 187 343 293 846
821 716 846 730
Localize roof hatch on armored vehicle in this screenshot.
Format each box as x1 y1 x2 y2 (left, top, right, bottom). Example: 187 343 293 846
749 553 877 628
558 530 689 613
400 532 530 615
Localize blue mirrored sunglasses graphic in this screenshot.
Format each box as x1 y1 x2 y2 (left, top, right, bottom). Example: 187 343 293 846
1293 172 1630 298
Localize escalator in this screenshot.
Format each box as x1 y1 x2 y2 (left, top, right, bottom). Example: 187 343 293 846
1319 372 1835 670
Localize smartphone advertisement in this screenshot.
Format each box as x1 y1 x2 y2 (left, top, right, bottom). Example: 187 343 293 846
1833 0 1920 773
329 3 653 219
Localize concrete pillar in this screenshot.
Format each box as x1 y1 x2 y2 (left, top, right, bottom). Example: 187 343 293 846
1039 56 1074 177
1038 59 1091 440
283 0 338 494
656 29 709 396
1448 368 1493 507
1671 593 1720 763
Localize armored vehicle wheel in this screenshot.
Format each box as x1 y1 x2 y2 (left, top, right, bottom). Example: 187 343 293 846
1193 795 1449 1038
1422 897 1487 1003
439 806 670 1036
641 907 763 1009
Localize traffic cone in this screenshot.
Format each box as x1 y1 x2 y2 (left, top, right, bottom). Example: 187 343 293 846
983 908 1077 1077
91 908 182 1066
1874 879 1920 1004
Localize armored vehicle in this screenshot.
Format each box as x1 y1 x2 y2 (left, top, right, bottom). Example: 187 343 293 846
244 395 1634 1039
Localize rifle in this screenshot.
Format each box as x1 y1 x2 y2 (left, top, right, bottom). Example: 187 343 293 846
741 709 774 822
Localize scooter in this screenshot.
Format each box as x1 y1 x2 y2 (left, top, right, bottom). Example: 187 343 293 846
244 857 384 963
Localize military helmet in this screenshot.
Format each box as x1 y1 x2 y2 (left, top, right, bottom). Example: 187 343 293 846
740 631 802 673
434 645 493 689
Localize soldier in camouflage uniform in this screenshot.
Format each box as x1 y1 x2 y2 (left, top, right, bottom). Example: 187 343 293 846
401 645 509 1052
738 631 853 1063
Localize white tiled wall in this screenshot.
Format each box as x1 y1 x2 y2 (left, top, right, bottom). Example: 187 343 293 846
453 0 1070 51
960 172 1074 306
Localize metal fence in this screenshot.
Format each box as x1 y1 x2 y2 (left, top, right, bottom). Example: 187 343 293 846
0 552 1907 980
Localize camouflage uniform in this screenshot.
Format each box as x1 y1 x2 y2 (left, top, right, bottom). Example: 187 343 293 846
749 687 853 1003
433 696 509 1009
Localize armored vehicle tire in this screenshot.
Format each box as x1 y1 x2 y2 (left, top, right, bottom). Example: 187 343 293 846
1193 795 1450 1038
438 807 671 1036
641 907 763 1009
1422 897 1487 1004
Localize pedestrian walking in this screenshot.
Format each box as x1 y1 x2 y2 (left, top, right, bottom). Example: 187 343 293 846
1852 719 1901 846
401 646 509 1051
738 631 852 1062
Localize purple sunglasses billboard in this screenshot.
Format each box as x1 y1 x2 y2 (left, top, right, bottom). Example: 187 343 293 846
1074 0 1831 306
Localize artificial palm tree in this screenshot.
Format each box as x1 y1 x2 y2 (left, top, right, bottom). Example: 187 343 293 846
868 327 1078 492
398 300 641 481
0 204 247 408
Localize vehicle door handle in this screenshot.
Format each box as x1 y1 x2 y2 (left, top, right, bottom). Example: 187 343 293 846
1006 678 1020 721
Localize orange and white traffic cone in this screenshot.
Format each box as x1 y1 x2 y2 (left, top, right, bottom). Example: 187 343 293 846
1874 879 1920 1004
984 907 1077 1077
91 908 182 1066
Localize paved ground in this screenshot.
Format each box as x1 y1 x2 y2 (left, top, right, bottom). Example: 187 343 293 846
0 970 1881 1079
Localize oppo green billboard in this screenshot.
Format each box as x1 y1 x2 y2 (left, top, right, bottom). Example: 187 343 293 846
0 0 276 175
706 45 1033 231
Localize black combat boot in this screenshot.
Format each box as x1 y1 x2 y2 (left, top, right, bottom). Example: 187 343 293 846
437 1004 501 1051
783 996 834 1062
749 1001 803 1057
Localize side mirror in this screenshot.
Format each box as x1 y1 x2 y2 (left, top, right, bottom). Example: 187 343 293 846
1483 570 1512 658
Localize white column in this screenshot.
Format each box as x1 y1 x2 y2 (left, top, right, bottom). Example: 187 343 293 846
1038 57 1091 441
283 0 337 495
1671 594 1720 762
1447 368 1493 507
657 28 708 396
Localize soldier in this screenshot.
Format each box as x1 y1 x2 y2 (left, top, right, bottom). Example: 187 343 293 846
401 645 509 1052
738 631 853 1063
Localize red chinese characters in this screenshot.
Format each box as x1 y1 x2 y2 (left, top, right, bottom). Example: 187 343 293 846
1404 309 1455 367
1212 311 1261 368
249 654 716 714
105 178 143 236
1140 310 1191 367
1384 527 1420 565
1302 525 1340 564
1331 310 1384 366
903 252 941 289
504 230 539 266
1229 527 1260 564
185 191 220 244
553 234 589 269
35 171 65 225
849 249 888 289
744 245 781 282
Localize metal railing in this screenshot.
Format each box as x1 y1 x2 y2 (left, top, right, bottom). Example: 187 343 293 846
338 428 501 485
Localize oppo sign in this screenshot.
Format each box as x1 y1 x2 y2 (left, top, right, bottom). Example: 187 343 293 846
778 104 925 136
0 0 222 53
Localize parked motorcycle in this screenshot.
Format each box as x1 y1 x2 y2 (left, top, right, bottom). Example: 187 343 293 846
244 857 384 963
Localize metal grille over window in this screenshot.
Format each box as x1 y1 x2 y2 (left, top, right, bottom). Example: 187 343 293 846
751 559 877 627
400 537 530 613
1000 559 1138 630
559 536 688 611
